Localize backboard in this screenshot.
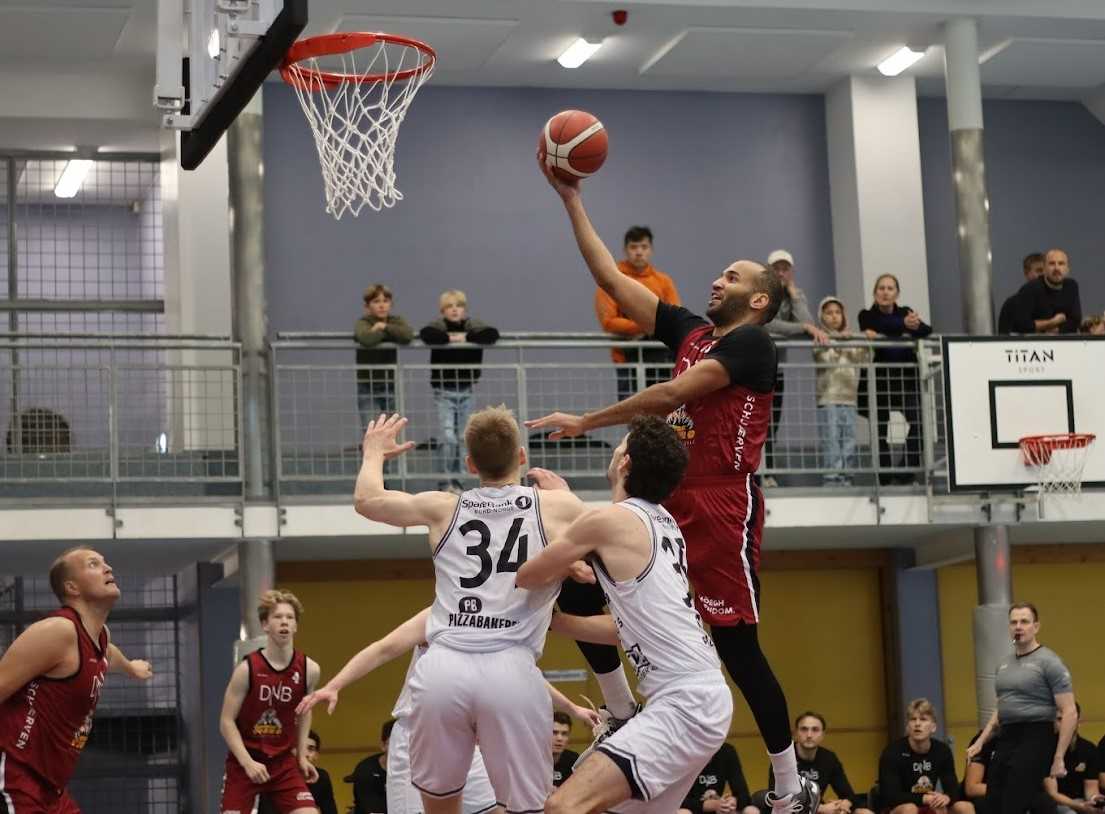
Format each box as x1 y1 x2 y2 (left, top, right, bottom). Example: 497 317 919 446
155 0 307 170
942 335 1105 492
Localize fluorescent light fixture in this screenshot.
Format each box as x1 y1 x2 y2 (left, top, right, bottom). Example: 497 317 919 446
557 38 602 69
207 28 220 60
53 159 93 199
877 46 925 77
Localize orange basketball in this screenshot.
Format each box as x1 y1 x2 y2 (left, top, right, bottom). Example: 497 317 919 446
538 109 608 182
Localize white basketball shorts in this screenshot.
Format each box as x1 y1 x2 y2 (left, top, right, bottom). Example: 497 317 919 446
408 644 553 813
597 675 733 813
386 717 499 814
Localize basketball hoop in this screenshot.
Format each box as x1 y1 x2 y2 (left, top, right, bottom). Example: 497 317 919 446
280 32 435 219
1019 433 1096 498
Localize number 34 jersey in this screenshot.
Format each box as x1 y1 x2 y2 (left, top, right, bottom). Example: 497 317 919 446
427 485 558 658
593 498 722 699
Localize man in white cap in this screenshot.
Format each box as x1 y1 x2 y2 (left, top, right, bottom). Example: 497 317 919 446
762 250 827 486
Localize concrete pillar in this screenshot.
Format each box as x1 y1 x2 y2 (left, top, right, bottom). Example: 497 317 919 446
825 76 931 317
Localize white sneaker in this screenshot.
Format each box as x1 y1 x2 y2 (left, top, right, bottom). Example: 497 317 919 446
572 703 641 769
766 777 820 813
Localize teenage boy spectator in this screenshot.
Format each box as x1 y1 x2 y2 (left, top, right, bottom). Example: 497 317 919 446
813 297 871 486
1043 703 1103 814
419 290 499 491
552 711 578 788
875 698 968 813
857 274 931 485
261 730 338 814
595 225 681 401
997 253 1044 334
1002 248 1082 335
355 285 414 429
752 712 873 814
678 742 756 814
346 719 392 814
763 250 830 485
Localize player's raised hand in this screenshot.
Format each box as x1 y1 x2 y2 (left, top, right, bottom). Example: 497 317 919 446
127 659 153 681
527 467 570 491
525 412 585 441
537 154 580 200
362 413 416 459
297 686 339 717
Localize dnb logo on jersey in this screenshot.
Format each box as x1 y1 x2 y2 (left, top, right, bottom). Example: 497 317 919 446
252 708 283 738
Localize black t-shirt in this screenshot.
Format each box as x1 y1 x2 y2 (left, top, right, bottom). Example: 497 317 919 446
770 746 856 803
680 743 752 812
1058 736 1101 799
877 737 960 806
259 767 338 814
1004 277 1082 334
553 749 578 787
347 752 388 814
653 302 777 393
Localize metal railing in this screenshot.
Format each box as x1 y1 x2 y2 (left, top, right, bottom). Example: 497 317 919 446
0 331 950 504
0 334 242 500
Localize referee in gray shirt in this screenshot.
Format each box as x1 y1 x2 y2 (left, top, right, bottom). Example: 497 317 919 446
967 602 1078 814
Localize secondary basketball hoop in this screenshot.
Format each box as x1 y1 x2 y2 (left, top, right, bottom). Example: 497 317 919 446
1019 432 1096 499
280 32 436 219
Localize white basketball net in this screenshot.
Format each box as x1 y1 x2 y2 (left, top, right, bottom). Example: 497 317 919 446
1020 434 1096 496
284 40 434 220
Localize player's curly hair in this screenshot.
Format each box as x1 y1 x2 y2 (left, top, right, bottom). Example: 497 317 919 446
257 589 304 623
623 416 688 504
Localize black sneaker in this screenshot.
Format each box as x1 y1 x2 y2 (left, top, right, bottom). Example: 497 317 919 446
765 777 821 813
572 703 641 769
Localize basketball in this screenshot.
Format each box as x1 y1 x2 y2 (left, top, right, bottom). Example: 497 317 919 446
538 109 608 182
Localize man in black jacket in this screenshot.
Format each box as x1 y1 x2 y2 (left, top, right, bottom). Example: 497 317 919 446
875 699 970 814
419 289 499 492
998 249 1082 335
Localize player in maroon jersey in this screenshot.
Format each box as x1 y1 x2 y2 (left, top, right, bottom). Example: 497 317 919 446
218 589 321 814
0 546 153 814
531 159 820 814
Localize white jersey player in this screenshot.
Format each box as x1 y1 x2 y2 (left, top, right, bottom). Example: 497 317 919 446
517 415 736 814
296 608 600 814
353 410 585 814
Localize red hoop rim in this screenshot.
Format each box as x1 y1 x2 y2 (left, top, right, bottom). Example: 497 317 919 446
1019 432 1097 451
280 32 436 91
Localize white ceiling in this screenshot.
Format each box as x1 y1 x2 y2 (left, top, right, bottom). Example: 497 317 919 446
1 0 1105 152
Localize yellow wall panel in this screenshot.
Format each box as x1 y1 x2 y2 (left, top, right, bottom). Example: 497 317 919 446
283 565 889 812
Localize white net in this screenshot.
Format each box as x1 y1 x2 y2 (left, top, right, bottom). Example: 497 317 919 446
283 36 434 220
1020 434 1096 496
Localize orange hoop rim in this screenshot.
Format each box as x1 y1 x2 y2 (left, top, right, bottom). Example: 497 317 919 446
1019 432 1097 452
280 32 436 91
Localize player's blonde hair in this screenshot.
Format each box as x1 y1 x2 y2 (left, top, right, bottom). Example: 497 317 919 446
464 405 521 479
257 589 304 623
906 697 936 721
48 546 96 602
439 289 467 310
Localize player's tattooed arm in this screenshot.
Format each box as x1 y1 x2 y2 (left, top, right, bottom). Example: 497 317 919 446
0 617 75 704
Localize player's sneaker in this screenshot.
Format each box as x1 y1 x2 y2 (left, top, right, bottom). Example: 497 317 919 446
572 702 641 768
765 777 820 813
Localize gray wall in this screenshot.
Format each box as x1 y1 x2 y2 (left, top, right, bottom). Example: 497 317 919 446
918 98 1105 333
262 84 836 333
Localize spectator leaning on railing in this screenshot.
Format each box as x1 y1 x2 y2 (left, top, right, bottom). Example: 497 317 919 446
763 249 829 485
354 284 414 431
1000 248 1082 334
856 274 931 485
813 297 871 487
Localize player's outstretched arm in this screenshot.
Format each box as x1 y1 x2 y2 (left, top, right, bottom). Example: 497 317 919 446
296 608 431 717
517 508 611 589
354 414 455 532
538 158 658 335
546 681 603 729
106 642 154 681
0 617 75 704
219 660 271 784
550 609 620 646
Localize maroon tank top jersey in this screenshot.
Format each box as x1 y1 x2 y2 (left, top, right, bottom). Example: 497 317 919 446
235 649 308 758
670 324 772 477
0 606 109 789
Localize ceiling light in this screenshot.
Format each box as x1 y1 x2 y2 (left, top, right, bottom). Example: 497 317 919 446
557 38 603 69
877 46 925 77
54 160 93 199
207 28 220 60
